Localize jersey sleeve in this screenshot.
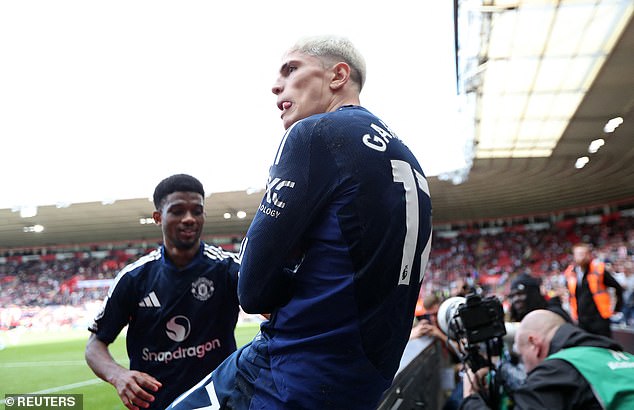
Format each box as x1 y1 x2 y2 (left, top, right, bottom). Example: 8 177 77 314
238 119 339 313
88 269 137 344
225 250 240 295
212 245 241 291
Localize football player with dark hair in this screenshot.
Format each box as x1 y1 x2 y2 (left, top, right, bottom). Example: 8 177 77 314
85 174 240 410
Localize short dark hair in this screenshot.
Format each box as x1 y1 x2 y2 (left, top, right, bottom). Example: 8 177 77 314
153 174 205 210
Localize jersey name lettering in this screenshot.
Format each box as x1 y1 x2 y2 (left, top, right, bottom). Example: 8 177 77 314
362 123 397 152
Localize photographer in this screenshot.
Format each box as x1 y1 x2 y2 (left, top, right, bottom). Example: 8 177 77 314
460 310 634 409
438 294 512 409
499 272 574 397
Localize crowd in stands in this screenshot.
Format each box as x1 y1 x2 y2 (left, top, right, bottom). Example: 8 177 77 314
1 214 633 331
423 213 634 323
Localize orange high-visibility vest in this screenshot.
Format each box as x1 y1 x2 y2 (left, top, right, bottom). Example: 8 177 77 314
565 260 612 320
414 297 426 318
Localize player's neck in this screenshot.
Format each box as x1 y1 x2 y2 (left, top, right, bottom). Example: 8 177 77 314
165 243 199 269
327 92 360 113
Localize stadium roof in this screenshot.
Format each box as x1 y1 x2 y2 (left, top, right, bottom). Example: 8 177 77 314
2 2 634 250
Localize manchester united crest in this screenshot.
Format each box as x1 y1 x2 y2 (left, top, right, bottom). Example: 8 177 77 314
191 277 215 301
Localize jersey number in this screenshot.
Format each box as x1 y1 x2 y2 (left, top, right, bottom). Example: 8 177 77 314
391 160 432 286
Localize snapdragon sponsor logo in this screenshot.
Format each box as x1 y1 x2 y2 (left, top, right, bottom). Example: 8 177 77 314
166 315 191 342
142 339 221 364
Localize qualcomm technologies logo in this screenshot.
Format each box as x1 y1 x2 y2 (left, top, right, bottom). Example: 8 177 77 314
166 315 191 342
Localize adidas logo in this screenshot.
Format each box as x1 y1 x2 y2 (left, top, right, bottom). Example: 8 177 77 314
139 291 161 308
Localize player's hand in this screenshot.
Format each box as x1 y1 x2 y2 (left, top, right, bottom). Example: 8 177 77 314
112 370 162 410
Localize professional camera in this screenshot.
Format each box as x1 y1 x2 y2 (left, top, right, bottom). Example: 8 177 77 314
438 293 510 408
438 293 506 350
438 293 506 345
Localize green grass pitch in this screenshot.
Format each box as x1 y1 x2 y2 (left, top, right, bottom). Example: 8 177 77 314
0 323 261 409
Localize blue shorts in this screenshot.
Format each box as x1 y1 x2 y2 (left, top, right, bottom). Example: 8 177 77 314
166 334 274 410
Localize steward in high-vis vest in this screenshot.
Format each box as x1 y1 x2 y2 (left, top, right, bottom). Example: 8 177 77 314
565 259 613 320
565 243 623 338
461 310 631 410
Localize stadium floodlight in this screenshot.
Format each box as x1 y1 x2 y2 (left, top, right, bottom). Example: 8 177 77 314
588 139 605 154
223 212 232 219
603 116 624 133
19 206 38 218
575 156 590 169
237 211 247 219
246 187 262 195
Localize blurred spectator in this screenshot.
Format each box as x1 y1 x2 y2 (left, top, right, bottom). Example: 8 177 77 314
613 261 634 325
508 272 571 323
564 243 624 338
410 293 463 410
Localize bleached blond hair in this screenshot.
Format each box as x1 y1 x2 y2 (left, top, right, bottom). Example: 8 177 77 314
290 35 367 92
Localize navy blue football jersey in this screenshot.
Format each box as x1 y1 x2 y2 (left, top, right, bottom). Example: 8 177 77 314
89 242 240 410
166 106 432 410
236 105 432 408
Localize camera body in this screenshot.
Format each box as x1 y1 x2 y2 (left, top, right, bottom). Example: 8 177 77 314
438 293 507 371
438 294 525 409
438 293 506 346
457 293 506 344
438 293 514 409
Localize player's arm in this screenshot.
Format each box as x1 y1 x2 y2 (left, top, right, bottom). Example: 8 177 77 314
85 333 161 410
238 121 336 313
85 269 161 410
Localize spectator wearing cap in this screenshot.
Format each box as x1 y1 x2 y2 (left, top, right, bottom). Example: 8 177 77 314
509 272 571 323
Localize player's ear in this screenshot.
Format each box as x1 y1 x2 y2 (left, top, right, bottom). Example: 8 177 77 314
330 62 351 91
153 210 162 225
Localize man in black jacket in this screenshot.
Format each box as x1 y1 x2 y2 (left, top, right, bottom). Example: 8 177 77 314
461 309 634 409
508 272 571 323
